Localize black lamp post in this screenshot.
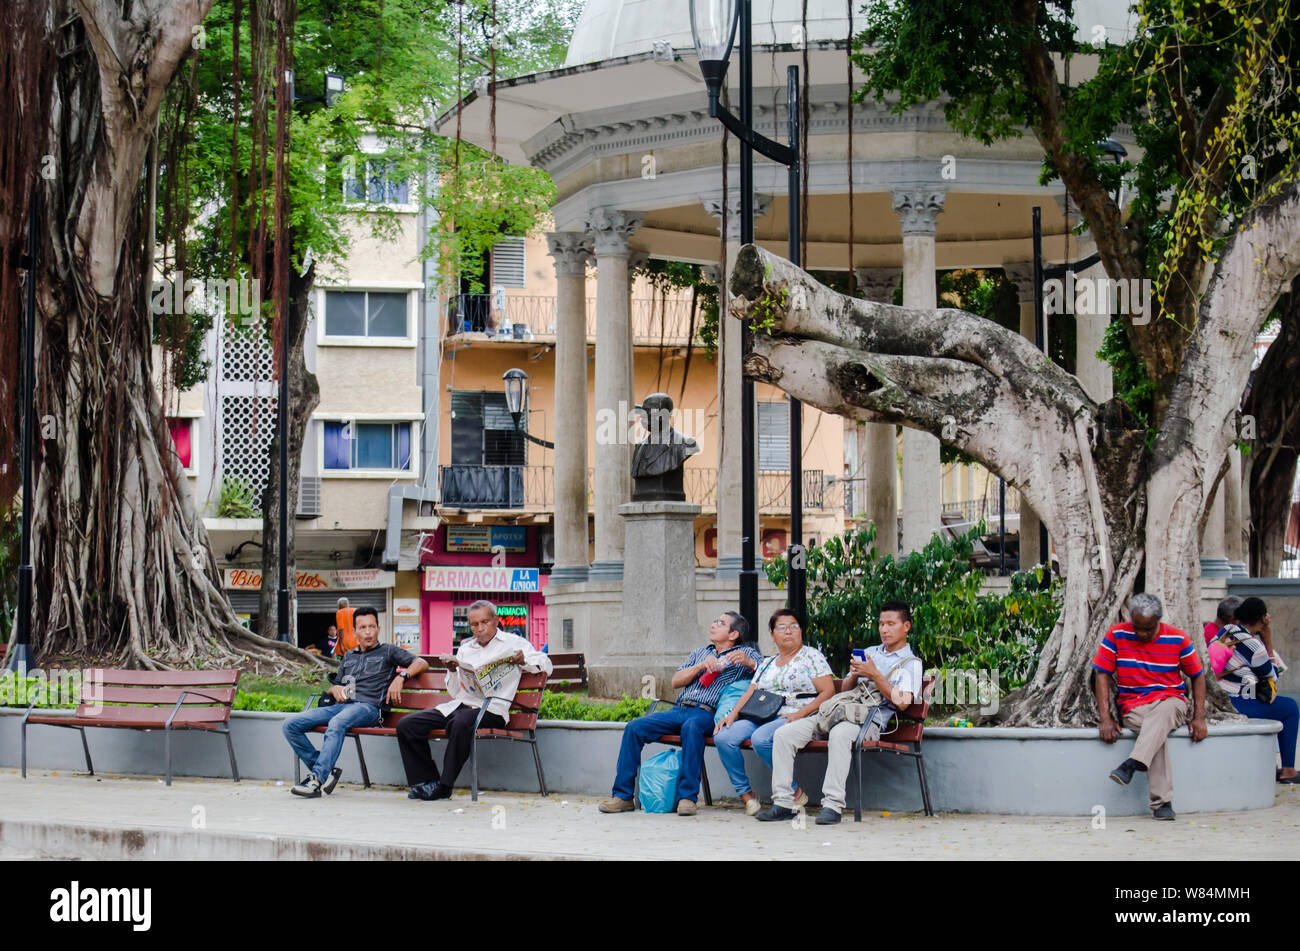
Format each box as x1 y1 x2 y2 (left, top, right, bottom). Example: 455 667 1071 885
691 0 804 634
503 368 554 450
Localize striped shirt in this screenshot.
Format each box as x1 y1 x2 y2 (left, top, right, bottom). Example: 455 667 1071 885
1092 622 1203 715
676 644 764 711
1213 623 1274 698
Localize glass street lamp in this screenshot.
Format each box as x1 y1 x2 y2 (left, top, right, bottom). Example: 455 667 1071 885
689 0 738 108
502 368 554 450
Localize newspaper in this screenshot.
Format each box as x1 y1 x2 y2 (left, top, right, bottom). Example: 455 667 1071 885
435 649 519 696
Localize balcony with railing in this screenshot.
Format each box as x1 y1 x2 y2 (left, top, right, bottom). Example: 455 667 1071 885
436 465 842 515
446 295 706 347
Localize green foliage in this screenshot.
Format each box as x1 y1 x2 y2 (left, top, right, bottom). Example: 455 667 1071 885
234 690 306 712
216 477 260 518
765 523 1061 691
538 692 654 722
1099 318 1157 438
0 503 18 642
0 673 76 708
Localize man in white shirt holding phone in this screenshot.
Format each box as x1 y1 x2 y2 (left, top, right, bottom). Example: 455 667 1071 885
767 600 922 825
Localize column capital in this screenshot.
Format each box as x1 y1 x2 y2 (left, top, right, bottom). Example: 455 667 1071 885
702 192 773 240
890 188 946 237
1003 262 1037 305
627 249 651 276
585 207 644 257
546 232 594 277
853 267 901 303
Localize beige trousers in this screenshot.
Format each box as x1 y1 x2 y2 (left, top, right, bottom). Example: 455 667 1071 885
770 718 866 813
1121 696 1189 809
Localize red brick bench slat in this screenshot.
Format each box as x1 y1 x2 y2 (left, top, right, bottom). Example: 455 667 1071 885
22 668 241 786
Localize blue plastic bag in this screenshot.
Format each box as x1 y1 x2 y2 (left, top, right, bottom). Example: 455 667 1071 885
637 749 682 813
714 680 750 725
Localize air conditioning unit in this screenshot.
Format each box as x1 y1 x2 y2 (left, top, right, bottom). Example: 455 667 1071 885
296 476 322 519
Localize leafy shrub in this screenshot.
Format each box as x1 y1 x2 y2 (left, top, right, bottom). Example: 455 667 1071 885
765 523 1061 691
234 690 306 712
539 692 653 722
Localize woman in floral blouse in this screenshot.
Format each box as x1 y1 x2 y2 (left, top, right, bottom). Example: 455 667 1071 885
715 609 835 814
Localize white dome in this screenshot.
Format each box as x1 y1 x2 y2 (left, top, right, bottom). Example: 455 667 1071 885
564 0 1138 67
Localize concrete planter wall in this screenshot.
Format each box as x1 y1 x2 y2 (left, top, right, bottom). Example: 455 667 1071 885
0 709 1280 816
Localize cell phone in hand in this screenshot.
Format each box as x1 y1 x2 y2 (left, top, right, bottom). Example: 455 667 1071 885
851 649 868 662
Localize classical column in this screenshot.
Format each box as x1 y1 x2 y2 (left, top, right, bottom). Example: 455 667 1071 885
585 207 644 581
627 250 649 405
892 188 945 554
703 191 771 577
1074 258 1115 403
852 267 901 556
1201 472 1232 577
1225 447 1249 577
1004 262 1043 567
546 231 594 584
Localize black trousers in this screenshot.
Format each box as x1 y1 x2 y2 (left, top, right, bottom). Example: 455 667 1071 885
395 704 506 788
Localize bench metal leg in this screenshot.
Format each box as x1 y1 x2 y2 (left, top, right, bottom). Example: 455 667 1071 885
20 720 27 778
530 736 548 797
701 765 713 806
294 755 301 786
854 748 863 823
470 735 479 803
354 734 371 789
916 753 933 816
224 728 240 782
79 727 94 776
165 727 173 786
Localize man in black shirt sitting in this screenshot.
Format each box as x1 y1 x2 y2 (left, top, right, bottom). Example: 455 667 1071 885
283 606 428 797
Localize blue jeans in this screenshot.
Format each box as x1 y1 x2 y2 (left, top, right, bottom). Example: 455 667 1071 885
282 701 382 782
1230 694 1299 769
713 716 786 796
612 705 716 803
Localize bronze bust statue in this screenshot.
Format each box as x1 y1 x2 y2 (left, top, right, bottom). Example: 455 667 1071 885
631 393 700 502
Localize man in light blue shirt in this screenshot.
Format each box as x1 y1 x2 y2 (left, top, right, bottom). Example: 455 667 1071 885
764 600 922 824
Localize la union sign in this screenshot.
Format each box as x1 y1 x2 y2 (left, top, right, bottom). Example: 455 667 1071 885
423 567 540 593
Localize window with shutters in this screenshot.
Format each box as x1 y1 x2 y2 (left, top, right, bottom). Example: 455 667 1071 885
757 401 790 471
450 391 525 466
490 237 527 288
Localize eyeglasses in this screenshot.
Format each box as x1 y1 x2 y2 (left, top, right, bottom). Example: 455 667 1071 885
773 623 800 633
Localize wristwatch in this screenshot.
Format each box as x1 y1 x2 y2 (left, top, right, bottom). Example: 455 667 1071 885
400 671 412 681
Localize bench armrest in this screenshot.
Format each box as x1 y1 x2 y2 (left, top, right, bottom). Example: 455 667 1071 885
645 698 673 716
165 689 234 731
855 704 884 745
20 681 46 725
300 693 321 713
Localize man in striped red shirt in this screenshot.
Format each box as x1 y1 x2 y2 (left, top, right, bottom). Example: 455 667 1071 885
1092 593 1207 820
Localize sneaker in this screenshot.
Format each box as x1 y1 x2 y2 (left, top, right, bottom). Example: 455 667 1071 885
742 795 762 817
598 796 635 814
793 788 809 808
814 807 842 825
322 767 342 795
291 775 322 798
676 799 697 816
755 804 797 822
1152 803 1176 821
1109 758 1140 786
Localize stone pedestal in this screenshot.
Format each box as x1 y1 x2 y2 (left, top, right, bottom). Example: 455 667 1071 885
588 500 702 699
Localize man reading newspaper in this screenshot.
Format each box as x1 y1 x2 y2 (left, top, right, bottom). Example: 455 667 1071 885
397 599 552 801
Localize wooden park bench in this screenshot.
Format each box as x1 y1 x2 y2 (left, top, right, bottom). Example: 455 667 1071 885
542 651 587 693
292 668 548 801
21 668 241 787
647 676 935 820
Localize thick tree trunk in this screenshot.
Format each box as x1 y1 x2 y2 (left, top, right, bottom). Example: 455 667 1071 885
257 258 319 641
1245 290 1300 576
26 0 327 674
729 181 1300 723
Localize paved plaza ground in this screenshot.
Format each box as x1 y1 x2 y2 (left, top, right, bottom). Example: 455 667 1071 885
1 769 1297 860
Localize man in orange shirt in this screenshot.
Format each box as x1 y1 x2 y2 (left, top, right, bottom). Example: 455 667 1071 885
334 598 358 656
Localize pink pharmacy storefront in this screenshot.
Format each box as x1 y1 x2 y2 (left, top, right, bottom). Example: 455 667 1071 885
419 524 549 654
